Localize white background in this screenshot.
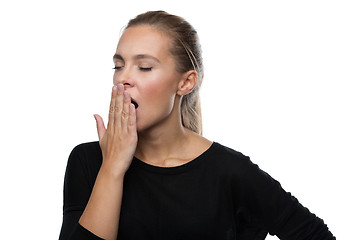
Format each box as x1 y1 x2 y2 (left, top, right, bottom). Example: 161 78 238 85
0 0 359 239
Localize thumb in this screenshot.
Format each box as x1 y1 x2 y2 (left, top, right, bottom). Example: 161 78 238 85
93 114 106 140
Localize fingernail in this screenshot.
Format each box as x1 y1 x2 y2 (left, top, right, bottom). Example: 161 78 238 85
124 92 129 98
112 85 117 92
117 84 124 91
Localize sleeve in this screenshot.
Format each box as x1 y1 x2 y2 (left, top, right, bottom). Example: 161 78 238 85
58 144 104 240
232 156 336 240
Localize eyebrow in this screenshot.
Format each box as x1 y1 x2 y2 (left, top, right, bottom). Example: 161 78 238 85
113 54 160 63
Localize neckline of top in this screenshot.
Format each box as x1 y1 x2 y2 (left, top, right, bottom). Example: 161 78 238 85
130 142 218 175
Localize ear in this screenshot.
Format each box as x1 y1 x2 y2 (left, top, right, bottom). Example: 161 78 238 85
177 70 198 96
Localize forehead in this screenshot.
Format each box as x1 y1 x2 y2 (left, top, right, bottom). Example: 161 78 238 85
116 25 172 60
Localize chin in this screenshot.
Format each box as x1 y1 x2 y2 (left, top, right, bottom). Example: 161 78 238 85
135 120 149 133
136 125 145 133
136 121 156 134
135 107 175 134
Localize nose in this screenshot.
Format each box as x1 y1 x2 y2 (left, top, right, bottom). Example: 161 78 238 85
113 66 134 89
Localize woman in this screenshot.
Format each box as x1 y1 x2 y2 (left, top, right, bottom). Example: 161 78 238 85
59 11 335 240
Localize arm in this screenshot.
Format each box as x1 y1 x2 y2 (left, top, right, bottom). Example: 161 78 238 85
80 84 137 240
78 162 126 240
60 84 137 240
233 156 336 239
59 142 103 240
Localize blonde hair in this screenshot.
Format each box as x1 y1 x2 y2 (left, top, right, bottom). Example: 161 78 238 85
126 11 204 135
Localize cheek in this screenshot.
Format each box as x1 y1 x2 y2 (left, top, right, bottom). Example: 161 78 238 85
141 82 175 105
139 75 178 110
136 81 175 130
141 73 178 99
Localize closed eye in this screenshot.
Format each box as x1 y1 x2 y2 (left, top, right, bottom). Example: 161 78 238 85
139 67 152 71
113 66 123 70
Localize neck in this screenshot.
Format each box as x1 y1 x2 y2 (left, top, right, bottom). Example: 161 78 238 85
135 100 192 164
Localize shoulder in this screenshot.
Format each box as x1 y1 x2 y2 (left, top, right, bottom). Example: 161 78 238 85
212 143 284 203
66 141 102 178
210 142 253 168
70 141 101 156
208 142 271 181
63 142 102 212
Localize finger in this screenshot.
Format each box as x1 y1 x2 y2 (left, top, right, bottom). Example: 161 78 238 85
94 114 106 140
121 91 131 133
107 85 118 130
114 84 124 127
128 103 137 134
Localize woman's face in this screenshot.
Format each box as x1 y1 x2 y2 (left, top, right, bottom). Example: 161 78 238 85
113 25 182 132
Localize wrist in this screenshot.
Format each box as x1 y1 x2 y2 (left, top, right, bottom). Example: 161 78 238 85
99 162 128 180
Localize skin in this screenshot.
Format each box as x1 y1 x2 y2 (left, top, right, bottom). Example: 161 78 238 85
79 25 212 240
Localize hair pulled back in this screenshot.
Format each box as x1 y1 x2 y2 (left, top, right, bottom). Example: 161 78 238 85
126 11 204 135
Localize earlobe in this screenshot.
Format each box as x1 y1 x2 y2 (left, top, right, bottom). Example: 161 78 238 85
177 70 198 96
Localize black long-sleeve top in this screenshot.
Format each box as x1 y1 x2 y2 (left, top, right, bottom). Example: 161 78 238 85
59 141 335 240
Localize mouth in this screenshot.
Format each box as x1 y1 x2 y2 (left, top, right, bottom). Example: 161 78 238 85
131 98 139 109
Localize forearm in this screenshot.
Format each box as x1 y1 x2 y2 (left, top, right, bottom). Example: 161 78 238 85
79 165 125 240
77 84 137 240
